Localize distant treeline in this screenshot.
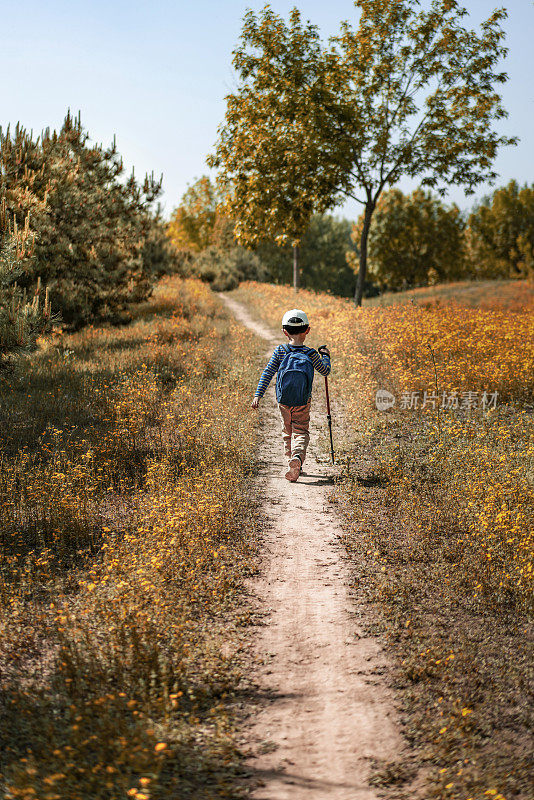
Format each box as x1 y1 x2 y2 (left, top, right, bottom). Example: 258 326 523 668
2 110 532 366
169 176 534 297
166 176 357 296
0 112 178 360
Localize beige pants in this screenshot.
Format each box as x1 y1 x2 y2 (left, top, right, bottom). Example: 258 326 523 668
278 399 311 465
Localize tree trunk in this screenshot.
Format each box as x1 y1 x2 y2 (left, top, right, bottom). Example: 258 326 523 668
354 201 375 306
293 244 299 294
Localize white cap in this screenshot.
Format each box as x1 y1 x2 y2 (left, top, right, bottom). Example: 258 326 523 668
282 308 309 327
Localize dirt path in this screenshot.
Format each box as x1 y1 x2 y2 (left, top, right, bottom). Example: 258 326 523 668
220 295 405 800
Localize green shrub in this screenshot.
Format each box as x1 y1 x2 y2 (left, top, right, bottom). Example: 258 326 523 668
193 245 268 291
0 113 178 328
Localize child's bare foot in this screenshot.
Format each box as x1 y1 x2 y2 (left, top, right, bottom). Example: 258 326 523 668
285 456 301 482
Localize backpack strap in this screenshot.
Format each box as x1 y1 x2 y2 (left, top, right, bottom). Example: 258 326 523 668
284 343 307 352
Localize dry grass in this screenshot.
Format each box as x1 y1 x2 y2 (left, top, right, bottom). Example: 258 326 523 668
0 276 262 799
363 278 534 312
232 280 534 800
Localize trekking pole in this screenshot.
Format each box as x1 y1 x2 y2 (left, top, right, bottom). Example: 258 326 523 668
318 345 335 464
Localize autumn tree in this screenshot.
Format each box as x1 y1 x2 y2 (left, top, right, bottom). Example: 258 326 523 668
167 176 219 252
167 175 270 290
348 187 467 291
466 181 534 279
212 1 516 304
167 175 238 254
208 8 346 293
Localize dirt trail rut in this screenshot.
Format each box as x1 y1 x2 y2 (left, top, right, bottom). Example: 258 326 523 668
220 295 404 800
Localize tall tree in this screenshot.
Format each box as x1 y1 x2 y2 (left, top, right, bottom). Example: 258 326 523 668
348 187 467 291
329 0 516 304
466 181 534 279
212 1 516 304
208 8 345 293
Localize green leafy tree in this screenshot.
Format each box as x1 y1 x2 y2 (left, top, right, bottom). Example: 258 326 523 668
212 1 516 304
330 0 517 304
169 173 356 292
257 213 357 296
1 112 175 328
466 180 534 279
208 8 345 293
0 200 52 364
348 187 467 291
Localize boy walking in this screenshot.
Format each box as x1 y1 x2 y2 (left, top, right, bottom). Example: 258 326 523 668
251 309 331 482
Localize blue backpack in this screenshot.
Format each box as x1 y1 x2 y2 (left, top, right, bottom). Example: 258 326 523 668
275 345 315 406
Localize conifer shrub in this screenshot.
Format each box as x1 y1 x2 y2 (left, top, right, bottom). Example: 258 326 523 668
0 199 53 365
0 112 178 329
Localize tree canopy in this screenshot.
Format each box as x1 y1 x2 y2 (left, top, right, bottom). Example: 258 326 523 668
167 175 357 295
211 0 516 303
466 181 534 279
349 188 467 291
257 214 357 296
208 8 346 290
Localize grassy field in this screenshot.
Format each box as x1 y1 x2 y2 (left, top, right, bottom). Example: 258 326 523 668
2 273 532 799
232 280 534 800
0 277 262 799
363 278 534 312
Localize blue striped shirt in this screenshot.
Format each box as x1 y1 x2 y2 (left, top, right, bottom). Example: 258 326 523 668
255 344 331 398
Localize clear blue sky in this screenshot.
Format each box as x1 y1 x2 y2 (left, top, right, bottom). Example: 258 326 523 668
2 0 532 221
